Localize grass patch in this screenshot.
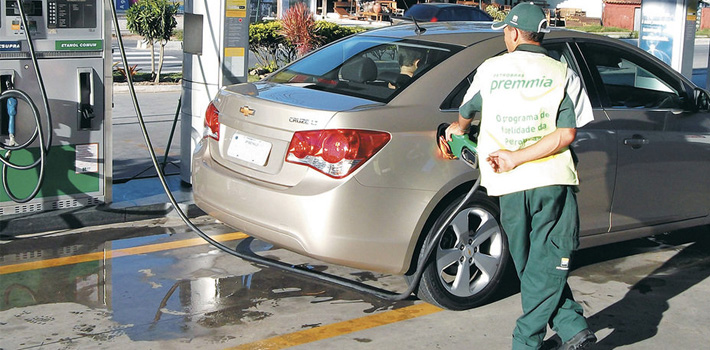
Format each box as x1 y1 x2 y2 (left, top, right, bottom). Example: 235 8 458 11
697 28 710 37
113 71 182 83
569 25 710 38
566 25 638 38
567 25 630 33
172 29 183 41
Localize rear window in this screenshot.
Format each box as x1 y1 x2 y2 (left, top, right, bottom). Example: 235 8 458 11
266 36 462 103
438 7 493 21
404 6 438 21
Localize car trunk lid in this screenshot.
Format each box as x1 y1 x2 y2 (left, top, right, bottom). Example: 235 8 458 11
209 82 381 187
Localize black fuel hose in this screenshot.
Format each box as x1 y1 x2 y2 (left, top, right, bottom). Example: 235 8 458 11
107 0 481 301
0 90 46 202
0 0 53 203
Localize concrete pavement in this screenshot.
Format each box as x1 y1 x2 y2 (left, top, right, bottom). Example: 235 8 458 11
1 216 708 349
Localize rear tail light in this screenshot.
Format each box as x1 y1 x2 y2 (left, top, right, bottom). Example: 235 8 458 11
204 101 220 140
430 17 438 22
286 129 391 178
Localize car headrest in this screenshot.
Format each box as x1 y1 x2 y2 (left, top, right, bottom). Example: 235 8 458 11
341 57 378 83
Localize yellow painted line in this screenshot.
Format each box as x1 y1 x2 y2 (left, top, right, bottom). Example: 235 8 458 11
227 303 443 350
0 232 249 275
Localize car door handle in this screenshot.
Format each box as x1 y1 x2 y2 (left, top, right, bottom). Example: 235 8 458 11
623 135 649 149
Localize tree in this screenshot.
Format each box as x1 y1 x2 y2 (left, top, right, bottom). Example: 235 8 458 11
126 0 178 83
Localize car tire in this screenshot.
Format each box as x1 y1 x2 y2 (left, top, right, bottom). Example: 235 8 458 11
406 191 510 310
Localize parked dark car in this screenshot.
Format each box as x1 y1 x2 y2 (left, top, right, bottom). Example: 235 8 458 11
193 22 710 311
392 3 493 24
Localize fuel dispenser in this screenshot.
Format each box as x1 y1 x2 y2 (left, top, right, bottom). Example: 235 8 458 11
180 0 250 184
0 0 111 215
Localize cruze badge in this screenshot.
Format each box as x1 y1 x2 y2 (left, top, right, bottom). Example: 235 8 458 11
239 106 255 117
289 117 318 126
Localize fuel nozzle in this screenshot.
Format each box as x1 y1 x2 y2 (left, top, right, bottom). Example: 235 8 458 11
4 79 18 145
436 123 478 168
7 96 17 145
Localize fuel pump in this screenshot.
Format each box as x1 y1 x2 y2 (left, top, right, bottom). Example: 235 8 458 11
180 0 251 184
0 0 111 215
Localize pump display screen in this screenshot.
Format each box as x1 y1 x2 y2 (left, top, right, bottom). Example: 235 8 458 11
5 0 43 16
48 0 97 29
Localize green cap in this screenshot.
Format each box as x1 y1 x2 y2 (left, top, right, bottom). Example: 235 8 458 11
491 2 550 34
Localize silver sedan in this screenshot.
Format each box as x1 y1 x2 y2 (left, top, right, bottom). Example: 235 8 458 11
193 22 710 310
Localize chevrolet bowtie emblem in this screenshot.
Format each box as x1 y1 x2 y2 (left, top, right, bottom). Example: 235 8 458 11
239 106 255 117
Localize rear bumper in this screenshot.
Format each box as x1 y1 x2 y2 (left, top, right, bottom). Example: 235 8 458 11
192 146 435 274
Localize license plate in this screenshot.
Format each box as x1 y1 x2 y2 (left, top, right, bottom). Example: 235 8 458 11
227 133 272 166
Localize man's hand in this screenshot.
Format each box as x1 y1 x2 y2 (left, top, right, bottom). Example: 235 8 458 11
446 114 472 141
487 150 517 173
445 122 465 141
487 128 577 173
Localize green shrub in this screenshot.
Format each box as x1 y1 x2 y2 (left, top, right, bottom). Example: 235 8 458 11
249 21 296 74
485 5 507 21
249 20 365 75
315 21 366 46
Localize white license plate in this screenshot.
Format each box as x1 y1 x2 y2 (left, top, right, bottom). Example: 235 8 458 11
227 133 272 166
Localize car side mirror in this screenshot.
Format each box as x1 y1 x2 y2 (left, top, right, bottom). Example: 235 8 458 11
694 88 710 111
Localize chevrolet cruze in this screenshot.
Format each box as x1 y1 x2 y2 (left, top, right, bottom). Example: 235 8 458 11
193 22 710 310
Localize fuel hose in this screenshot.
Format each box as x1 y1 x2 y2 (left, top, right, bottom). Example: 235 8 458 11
107 0 481 301
0 0 53 203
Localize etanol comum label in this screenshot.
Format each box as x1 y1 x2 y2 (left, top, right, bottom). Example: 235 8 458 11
55 40 103 51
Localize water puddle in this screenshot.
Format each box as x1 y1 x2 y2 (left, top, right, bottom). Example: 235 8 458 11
1 227 414 342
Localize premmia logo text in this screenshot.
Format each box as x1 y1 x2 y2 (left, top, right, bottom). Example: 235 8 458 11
490 77 554 92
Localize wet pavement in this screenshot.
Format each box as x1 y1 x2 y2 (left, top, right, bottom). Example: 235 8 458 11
1 218 709 349
0 216 416 349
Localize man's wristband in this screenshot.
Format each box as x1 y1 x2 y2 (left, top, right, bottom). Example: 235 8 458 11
458 124 470 133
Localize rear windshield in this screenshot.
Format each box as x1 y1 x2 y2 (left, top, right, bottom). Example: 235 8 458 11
404 6 438 21
266 36 462 103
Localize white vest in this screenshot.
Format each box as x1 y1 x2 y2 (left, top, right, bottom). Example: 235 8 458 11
474 51 579 196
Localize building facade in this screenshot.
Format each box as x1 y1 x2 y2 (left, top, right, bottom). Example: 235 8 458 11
602 0 641 31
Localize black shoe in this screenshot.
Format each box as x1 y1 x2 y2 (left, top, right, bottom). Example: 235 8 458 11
541 335 561 350
557 329 596 350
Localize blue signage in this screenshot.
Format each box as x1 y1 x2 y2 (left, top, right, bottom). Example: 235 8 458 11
0 41 21 51
116 0 130 11
639 0 675 66
639 0 697 78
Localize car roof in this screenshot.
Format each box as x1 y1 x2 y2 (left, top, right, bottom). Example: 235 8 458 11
364 21 621 47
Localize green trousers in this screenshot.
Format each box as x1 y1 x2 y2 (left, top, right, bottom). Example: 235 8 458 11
499 185 589 350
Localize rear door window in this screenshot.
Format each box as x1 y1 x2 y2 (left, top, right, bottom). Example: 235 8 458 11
577 42 684 109
267 36 461 103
